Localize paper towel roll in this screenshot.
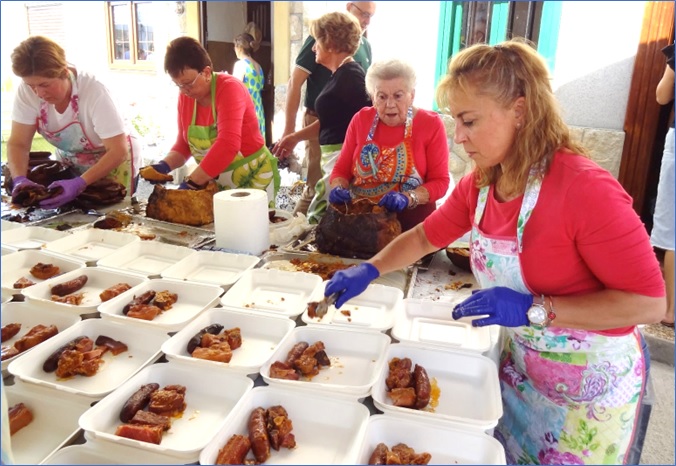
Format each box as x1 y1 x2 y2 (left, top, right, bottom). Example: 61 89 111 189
214 189 270 255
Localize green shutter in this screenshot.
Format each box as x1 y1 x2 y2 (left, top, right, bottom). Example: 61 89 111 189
489 1 510 44
537 1 562 72
434 1 463 110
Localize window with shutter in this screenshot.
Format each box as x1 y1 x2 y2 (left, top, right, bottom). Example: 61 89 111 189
26 2 66 45
106 1 156 70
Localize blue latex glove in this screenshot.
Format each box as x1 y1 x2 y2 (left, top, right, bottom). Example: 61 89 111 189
178 179 205 190
452 287 532 327
151 160 172 175
329 187 352 204
378 191 409 212
324 263 380 308
39 177 87 209
11 176 42 198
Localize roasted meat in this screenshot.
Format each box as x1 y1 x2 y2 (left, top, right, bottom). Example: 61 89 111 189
115 423 164 444
99 283 132 302
387 387 417 408
269 361 300 380
192 342 233 363
13 324 58 353
216 434 252 465
266 405 295 450
148 385 187 417
1 323 22 342
140 165 174 183
29 262 60 280
13 276 35 289
8 403 34 435
51 292 85 305
386 357 413 390
127 304 162 320
146 181 218 226
129 410 171 430
152 290 178 310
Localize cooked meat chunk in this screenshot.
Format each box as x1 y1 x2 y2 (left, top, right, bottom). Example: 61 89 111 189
266 405 295 450
129 410 171 430
13 324 58 352
391 443 431 464
192 342 233 363
8 403 33 435
115 423 164 444
248 407 270 463
95 335 128 355
294 341 325 376
13 276 35 289
139 165 174 183
387 387 417 408
127 304 162 320
55 349 84 378
51 292 85 305
386 357 413 390
152 290 178 310
1 323 21 342
148 386 186 417
146 182 218 226
29 262 60 280
1 346 19 361
99 283 131 302
269 361 300 380
224 327 242 350
216 434 251 465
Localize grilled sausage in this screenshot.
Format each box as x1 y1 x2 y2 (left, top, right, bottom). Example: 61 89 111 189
186 324 224 354
119 383 160 423
413 364 431 410
50 274 88 297
42 336 87 372
368 443 389 465
248 407 271 463
1 323 22 342
122 290 156 315
215 434 252 465
283 342 309 367
95 335 128 355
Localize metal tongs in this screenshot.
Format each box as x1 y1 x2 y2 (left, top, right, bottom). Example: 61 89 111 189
308 292 339 318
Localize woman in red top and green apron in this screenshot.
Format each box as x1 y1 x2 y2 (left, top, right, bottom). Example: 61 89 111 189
147 36 279 203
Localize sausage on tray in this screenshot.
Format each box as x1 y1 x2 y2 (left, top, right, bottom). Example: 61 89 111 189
368 442 389 465
215 434 252 465
50 274 88 297
119 383 160 423
248 407 271 463
186 324 224 354
413 364 431 410
42 336 87 372
283 342 309 367
122 290 156 315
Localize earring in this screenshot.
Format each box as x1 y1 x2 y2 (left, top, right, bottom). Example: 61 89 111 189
516 123 521 129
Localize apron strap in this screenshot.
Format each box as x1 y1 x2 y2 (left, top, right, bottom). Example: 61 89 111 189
191 72 218 126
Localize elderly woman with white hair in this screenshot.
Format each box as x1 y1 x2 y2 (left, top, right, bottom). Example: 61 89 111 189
328 59 450 230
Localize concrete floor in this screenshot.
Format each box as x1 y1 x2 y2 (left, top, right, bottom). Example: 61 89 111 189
639 359 675 465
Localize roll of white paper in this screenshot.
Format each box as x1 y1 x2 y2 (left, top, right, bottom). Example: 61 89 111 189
213 189 270 255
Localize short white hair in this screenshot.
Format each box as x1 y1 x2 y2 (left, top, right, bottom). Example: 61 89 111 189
365 59 417 96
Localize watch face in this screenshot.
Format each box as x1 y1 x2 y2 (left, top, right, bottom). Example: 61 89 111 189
528 305 547 325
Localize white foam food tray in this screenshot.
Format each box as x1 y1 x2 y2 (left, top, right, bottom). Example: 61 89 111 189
260 326 391 398
5 380 93 465
96 241 196 278
1 225 70 250
8 318 169 399
161 250 260 288
355 414 506 465
199 385 370 465
42 439 187 465
391 298 492 353
1 219 25 231
1 249 86 296
1 301 81 373
78 362 254 462
21 267 149 314
42 228 140 264
371 343 502 432
98 278 224 332
2 245 17 255
1 291 11 304
301 282 402 332
161 307 296 377
220 268 323 318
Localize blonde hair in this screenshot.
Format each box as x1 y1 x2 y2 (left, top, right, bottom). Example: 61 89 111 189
436 39 588 196
242 22 262 53
11 36 68 79
310 11 362 56
365 59 416 96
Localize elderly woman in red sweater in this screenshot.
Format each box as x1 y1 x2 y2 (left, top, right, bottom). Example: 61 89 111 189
328 59 450 231
145 36 279 202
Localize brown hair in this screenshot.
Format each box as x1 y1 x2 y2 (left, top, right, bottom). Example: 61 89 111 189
164 36 212 78
234 33 257 56
436 39 588 195
310 11 362 55
11 36 68 79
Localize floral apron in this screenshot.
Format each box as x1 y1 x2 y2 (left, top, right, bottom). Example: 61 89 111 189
37 70 136 194
350 107 432 231
307 143 343 224
471 168 645 465
189 73 279 206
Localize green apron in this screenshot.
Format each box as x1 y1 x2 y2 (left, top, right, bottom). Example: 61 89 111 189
188 73 279 206
307 143 342 224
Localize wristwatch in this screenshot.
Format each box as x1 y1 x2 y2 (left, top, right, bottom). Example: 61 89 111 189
527 295 555 328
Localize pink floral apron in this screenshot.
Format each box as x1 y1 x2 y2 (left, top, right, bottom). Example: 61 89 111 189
36 70 136 194
188 72 279 207
350 107 433 231
471 167 646 465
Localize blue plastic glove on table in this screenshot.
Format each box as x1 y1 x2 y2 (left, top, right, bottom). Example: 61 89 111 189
452 286 532 327
39 176 87 209
324 263 380 308
378 191 409 212
328 187 352 204
10 176 42 198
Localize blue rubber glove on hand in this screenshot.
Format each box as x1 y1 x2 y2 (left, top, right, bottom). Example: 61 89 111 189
11 176 42 198
329 187 352 204
324 263 380 308
452 287 532 327
39 176 87 209
378 191 409 212
151 161 172 175
178 179 204 190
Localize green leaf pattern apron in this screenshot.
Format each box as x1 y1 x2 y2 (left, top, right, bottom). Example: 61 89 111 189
307 143 343 224
471 167 645 464
188 73 279 206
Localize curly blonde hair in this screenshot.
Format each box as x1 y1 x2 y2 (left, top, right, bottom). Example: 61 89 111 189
436 39 587 196
310 11 362 56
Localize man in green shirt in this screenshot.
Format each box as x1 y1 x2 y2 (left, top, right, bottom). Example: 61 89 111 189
280 2 376 215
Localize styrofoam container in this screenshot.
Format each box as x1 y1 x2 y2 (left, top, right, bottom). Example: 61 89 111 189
21 267 148 315
98 278 224 332
8 318 169 399
161 250 260 289
2 245 18 255
161 307 296 377
1 290 11 304
260 326 391 398
391 298 492 353
78 362 254 462
301 282 402 332
371 343 502 432
220 268 323 318
1 249 86 296
199 385 370 465
1 225 70 250
1 219 25 231
5 380 93 465
354 415 506 465
42 439 187 465
96 241 196 277
1 301 81 373
43 228 140 264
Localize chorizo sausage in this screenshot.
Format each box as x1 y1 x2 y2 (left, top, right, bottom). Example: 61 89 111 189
248 407 270 463
119 383 160 422
186 323 224 354
283 342 309 367
368 443 389 465
42 336 87 372
122 290 156 315
50 274 88 297
413 364 431 410
215 434 252 465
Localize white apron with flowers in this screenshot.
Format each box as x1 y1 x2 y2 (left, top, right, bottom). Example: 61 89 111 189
470 167 646 465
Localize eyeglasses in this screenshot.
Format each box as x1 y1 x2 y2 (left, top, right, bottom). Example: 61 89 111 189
350 3 373 20
174 71 203 90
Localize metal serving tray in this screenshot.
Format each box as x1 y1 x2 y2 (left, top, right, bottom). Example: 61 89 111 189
120 214 215 248
28 210 102 231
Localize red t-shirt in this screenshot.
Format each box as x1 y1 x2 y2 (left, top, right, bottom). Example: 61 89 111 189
423 150 665 334
171 73 264 177
330 107 450 202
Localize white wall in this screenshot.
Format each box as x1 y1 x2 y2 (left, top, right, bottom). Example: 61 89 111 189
206 1 247 42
